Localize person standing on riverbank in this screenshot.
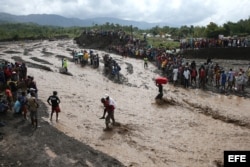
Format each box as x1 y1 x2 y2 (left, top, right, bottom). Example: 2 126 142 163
47 91 61 122
5 86 13 111
28 92 39 128
173 66 178 86
19 91 28 120
199 66 206 89
227 69 234 91
220 71 227 92
247 66 250 86
183 67 190 88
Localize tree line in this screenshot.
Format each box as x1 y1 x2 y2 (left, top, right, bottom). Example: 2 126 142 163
0 17 250 41
0 22 83 41
146 17 250 39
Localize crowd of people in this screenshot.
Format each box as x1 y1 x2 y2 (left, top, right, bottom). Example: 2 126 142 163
2 31 249 134
0 54 117 132
72 50 100 68
64 32 250 128
0 61 39 127
90 31 250 95
154 53 250 94
103 54 121 80
0 60 61 130
71 49 121 81
180 37 249 50
70 49 119 130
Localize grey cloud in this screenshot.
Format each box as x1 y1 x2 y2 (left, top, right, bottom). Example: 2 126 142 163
0 0 249 27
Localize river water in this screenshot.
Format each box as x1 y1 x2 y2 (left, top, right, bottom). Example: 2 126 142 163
1 39 249 167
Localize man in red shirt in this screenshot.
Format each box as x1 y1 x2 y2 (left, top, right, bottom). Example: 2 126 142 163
100 95 116 130
199 66 206 89
5 86 13 110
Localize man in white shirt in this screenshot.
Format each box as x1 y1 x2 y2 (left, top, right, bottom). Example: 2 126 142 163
173 66 178 86
183 68 190 88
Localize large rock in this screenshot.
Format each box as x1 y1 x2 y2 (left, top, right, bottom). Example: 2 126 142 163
74 33 127 50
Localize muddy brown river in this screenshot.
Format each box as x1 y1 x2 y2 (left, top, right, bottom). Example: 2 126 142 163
1 40 249 167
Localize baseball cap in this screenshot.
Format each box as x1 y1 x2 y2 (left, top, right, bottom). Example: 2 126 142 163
104 94 109 99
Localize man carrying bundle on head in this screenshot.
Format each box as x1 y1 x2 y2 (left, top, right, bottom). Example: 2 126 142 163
155 77 168 100
155 82 163 100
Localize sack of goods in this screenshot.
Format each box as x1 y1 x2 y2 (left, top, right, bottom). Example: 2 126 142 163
155 77 168 84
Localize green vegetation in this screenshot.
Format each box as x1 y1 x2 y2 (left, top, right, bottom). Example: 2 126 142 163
0 23 84 41
144 18 250 39
0 17 250 45
146 37 179 49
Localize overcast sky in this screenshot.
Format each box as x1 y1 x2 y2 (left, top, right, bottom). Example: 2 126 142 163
0 0 249 26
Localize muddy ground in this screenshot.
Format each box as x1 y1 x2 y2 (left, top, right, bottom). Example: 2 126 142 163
0 102 124 167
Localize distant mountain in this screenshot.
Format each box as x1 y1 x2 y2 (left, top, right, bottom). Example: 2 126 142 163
0 12 166 29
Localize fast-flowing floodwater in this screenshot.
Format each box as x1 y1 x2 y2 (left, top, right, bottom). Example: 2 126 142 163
1 40 249 167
